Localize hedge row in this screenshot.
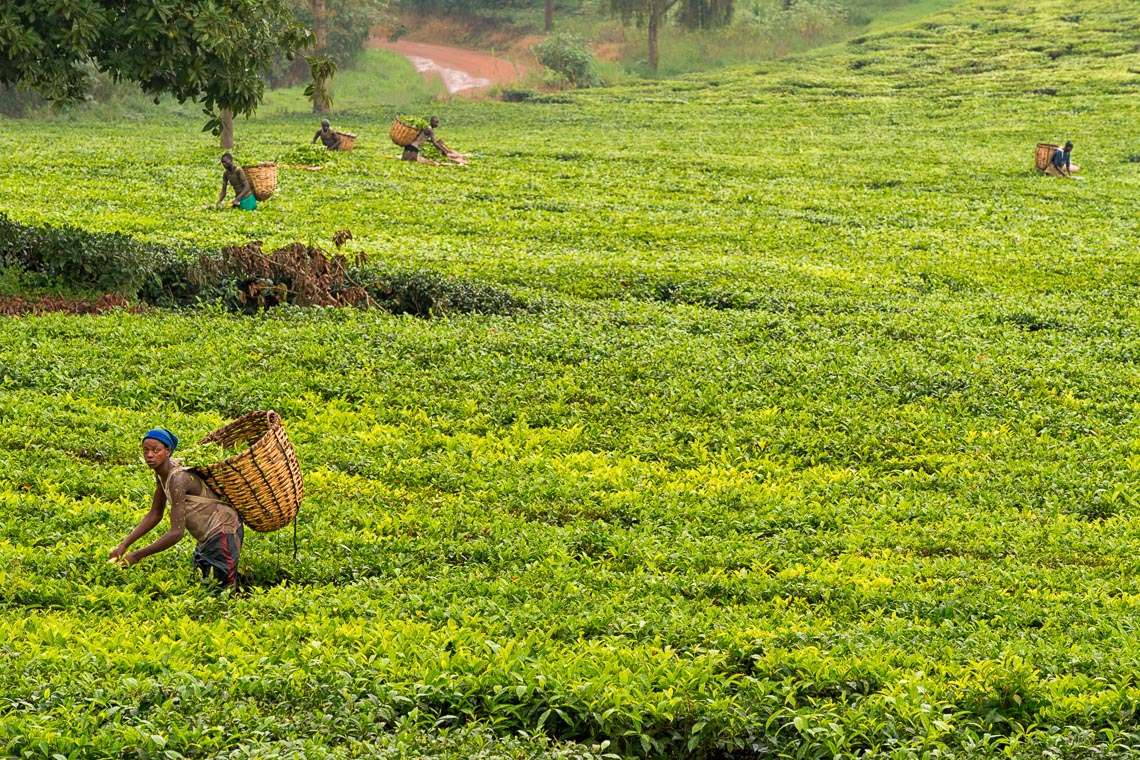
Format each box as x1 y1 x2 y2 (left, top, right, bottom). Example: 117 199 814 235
0 213 526 317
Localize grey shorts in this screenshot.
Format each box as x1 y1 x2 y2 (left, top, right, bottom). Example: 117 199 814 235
193 524 244 586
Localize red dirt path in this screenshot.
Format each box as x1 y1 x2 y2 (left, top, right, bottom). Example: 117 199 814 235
368 39 522 94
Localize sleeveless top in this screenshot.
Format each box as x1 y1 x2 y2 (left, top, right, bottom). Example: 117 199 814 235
161 466 241 546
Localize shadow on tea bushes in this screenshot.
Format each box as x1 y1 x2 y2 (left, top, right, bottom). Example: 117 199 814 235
0 212 194 298
355 266 532 318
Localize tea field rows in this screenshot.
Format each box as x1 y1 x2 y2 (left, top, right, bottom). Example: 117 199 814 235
2 0 1140 757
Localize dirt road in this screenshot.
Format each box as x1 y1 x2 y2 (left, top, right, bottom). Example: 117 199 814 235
370 39 522 94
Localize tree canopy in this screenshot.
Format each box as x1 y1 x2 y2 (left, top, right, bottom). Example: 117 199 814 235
290 0 388 65
0 0 309 127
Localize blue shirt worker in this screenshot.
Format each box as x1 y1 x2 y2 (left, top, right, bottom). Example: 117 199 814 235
1047 141 1075 178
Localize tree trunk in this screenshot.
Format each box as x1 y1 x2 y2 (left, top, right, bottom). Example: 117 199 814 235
312 0 330 113
313 79 331 113
648 5 660 73
219 109 234 150
313 0 327 50
545 0 554 31
287 56 308 87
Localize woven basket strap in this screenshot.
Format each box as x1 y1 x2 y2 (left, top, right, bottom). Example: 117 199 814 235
165 467 232 510
184 493 229 506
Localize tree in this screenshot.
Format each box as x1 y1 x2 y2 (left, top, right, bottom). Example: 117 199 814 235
311 0 330 112
304 54 337 112
535 33 599 88
609 0 733 72
278 0 387 108
0 0 310 132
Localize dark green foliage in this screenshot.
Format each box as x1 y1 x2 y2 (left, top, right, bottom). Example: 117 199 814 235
535 33 602 88
673 0 733 29
0 217 528 317
611 0 734 32
187 243 528 316
0 0 310 130
290 0 389 68
609 0 734 70
0 212 187 296
358 268 531 317
137 258 206 308
0 82 45 117
500 88 537 102
304 53 339 111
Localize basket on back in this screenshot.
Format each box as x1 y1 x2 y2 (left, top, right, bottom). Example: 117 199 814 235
193 410 303 532
1035 143 1059 172
243 162 278 201
390 118 420 147
335 131 357 151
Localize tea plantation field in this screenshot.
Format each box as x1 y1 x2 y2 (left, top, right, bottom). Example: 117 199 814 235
2 0 1140 757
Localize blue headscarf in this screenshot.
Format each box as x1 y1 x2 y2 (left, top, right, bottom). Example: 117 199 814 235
143 428 179 453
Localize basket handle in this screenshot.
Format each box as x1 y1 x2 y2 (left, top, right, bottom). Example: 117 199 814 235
199 409 281 447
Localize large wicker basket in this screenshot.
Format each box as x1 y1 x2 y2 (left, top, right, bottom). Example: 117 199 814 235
243 162 278 201
1035 143 1059 172
390 118 420 147
192 410 303 532
335 131 357 151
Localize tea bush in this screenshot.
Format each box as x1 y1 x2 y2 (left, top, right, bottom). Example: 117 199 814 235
357 268 533 317
0 212 187 296
535 33 602 88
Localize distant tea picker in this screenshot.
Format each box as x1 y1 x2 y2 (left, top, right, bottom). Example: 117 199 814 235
390 115 470 166
217 152 257 209
216 153 278 209
312 119 357 152
1036 140 1081 178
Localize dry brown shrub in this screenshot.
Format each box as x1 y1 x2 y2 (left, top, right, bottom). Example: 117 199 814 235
0 293 139 316
192 240 372 309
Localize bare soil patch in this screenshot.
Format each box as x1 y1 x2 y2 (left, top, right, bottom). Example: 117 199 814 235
0 293 140 316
